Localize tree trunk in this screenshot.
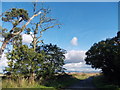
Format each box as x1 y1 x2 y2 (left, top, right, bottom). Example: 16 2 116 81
29 72 35 84
0 38 10 58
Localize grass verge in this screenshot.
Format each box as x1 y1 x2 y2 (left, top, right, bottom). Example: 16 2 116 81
2 78 55 89
2 72 99 89
2 73 78 89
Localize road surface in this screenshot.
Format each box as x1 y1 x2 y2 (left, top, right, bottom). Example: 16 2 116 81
65 76 98 90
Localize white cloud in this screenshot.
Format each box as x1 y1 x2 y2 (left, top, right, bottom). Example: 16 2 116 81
71 37 78 46
0 34 4 41
63 62 100 73
22 34 33 43
0 53 8 73
64 50 101 72
65 50 86 63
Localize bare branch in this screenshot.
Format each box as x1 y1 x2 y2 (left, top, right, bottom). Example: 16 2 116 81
30 34 34 38
12 11 42 36
36 35 42 41
37 40 43 44
41 24 59 32
36 24 59 42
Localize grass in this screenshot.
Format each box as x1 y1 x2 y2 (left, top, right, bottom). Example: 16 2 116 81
44 72 99 89
93 75 120 90
44 73 79 88
2 78 55 89
2 73 78 89
2 72 99 89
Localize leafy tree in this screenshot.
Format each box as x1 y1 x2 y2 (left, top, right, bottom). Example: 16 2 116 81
4 43 66 82
4 44 45 83
4 35 23 78
36 43 66 80
85 32 120 81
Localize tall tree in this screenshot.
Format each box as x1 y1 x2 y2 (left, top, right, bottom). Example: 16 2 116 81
85 32 120 81
4 44 45 82
3 2 62 83
36 43 66 80
4 43 66 82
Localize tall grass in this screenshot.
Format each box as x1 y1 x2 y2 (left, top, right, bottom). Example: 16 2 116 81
2 78 54 88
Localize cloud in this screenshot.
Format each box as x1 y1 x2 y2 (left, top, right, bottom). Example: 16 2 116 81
0 53 8 73
64 50 100 72
65 50 86 63
0 34 4 41
71 37 78 46
63 62 100 72
22 34 33 43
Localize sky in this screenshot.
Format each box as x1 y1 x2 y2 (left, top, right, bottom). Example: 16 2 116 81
0 2 118 73
1 0 120 2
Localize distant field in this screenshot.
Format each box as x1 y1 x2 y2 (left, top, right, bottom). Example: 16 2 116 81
67 72 100 75
0 74 4 77
67 72 100 80
67 72 100 77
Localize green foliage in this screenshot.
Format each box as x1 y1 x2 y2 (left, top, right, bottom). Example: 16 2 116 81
2 8 29 22
2 3 63 88
85 33 120 81
36 43 66 80
43 73 79 89
4 45 45 79
93 75 120 90
0 8 29 44
4 43 66 82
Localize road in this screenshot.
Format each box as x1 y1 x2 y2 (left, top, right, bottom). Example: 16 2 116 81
65 76 98 90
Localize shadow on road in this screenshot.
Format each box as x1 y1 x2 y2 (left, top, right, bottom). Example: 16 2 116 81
63 76 98 90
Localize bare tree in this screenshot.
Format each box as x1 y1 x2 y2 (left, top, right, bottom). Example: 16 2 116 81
0 2 59 59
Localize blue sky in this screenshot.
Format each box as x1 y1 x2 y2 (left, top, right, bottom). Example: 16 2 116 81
0 2 118 72
1 0 120 2
2 2 118 50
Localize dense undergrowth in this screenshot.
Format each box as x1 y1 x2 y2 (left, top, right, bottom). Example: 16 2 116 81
93 75 120 90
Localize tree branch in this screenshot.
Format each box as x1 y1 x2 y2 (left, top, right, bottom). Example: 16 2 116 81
0 8 12 17
37 40 43 44
12 11 42 36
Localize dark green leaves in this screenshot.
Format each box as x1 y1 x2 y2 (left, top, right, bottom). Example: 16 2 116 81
85 34 120 80
2 8 29 22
